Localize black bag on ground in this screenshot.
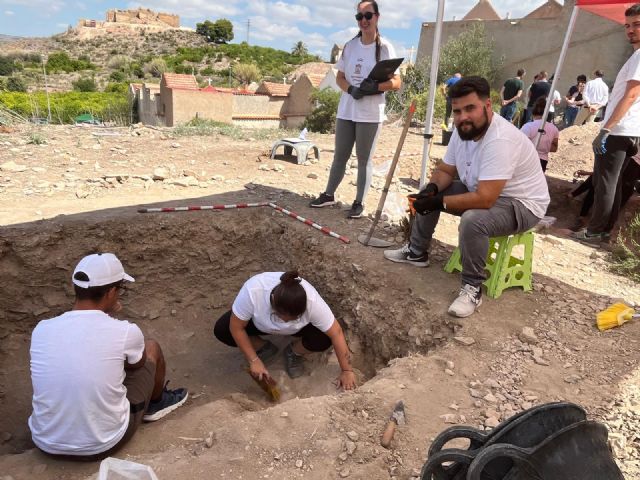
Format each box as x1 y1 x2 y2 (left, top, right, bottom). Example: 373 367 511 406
420 402 621 480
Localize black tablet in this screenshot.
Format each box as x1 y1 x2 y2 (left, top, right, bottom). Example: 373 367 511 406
367 57 404 82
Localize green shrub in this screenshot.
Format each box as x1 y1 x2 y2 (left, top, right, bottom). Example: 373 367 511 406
438 23 503 84
46 51 96 73
0 91 131 125
109 71 126 82
303 88 341 134
611 212 640 281
72 77 97 92
196 19 234 44
200 66 214 76
27 132 47 145
0 56 16 75
6 76 27 92
233 63 261 85
144 58 167 78
104 82 129 94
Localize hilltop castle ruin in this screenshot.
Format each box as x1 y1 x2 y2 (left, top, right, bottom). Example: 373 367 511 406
73 8 182 39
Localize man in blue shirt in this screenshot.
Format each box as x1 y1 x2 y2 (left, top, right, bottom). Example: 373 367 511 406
441 73 462 127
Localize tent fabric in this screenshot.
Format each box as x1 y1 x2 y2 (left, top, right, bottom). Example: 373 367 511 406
576 0 636 24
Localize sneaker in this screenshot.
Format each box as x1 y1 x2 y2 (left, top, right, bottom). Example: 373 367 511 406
347 201 364 218
309 192 336 208
255 340 279 365
572 228 604 244
448 284 482 318
283 344 305 379
383 244 429 267
143 382 188 422
568 217 588 232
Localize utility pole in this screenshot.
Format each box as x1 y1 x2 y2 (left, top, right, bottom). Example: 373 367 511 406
246 19 250 44
41 54 52 123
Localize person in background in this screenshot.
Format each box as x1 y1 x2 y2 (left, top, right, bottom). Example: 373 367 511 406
574 5 640 244
213 271 356 390
500 68 525 123
568 153 640 232
524 71 551 125
442 72 463 127
564 75 587 127
574 69 609 125
521 97 560 172
309 0 401 219
29 253 188 460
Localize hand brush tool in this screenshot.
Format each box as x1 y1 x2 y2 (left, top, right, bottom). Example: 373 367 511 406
596 303 639 331
246 369 281 402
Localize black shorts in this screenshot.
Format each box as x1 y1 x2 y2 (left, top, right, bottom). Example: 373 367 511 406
213 310 332 352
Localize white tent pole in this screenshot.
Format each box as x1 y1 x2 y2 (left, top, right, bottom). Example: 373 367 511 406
419 0 446 188
535 6 580 149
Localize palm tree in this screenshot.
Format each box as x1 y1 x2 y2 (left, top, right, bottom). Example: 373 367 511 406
291 41 308 57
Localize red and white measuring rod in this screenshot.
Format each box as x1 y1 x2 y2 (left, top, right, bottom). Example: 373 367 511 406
267 203 350 244
137 202 270 213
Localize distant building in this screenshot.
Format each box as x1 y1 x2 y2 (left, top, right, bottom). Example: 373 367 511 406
418 0 632 89
132 71 335 129
75 7 183 39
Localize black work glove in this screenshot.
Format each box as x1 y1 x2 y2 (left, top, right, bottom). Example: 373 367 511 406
359 78 381 95
347 85 365 100
420 182 439 197
410 193 444 215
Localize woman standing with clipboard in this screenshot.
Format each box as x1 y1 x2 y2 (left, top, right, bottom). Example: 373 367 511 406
309 0 401 218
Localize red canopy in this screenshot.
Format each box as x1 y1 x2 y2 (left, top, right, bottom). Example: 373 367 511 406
576 0 636 24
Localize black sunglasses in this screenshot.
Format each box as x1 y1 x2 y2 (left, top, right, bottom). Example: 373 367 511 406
355 11 376 21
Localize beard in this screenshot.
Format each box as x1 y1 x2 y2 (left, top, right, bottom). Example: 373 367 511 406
456 107 490 141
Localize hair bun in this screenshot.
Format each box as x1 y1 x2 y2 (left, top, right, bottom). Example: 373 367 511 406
280 270 301 285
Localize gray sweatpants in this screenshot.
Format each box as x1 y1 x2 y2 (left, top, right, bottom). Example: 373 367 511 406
410 181 541 287
325 119 382 203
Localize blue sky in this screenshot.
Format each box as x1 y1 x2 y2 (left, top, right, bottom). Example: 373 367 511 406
0 0 561 60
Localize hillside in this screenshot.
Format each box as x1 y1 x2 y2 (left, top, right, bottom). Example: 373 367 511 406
0 29 321 92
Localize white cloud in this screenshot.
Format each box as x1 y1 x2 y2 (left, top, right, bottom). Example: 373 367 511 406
56 22 70 28
4 9 14 15
2 0 66 13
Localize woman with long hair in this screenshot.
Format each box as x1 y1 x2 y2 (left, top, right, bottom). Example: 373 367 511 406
309 0 401 218
213 271 356 390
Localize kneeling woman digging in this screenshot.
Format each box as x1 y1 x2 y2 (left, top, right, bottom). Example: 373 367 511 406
214 271 356 391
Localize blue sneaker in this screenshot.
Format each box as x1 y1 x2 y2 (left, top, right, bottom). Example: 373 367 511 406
143 382 188 422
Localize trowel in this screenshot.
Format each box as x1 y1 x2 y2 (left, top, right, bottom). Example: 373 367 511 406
358 101 417 248
380 400 406 448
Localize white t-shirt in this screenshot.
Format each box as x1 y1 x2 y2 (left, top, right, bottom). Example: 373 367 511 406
336 36 397 123
584 77 609 106
444 114 550 218
549 90 561 113
521 119 559 161
604 49 640 136
29 310 145 455
232 272 334 335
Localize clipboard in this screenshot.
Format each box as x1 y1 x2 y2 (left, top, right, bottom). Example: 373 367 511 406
367 57 404 82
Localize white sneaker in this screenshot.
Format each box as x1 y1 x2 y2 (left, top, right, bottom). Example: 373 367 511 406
448 284 482 318
383 244 429 267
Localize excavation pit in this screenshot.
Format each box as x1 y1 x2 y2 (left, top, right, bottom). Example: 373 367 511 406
0 207 453 454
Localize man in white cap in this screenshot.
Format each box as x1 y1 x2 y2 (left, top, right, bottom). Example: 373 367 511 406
28 253 188 459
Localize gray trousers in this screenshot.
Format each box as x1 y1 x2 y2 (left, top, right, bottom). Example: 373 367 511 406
325 119 382 203
410 181 541 287
587 134 639 234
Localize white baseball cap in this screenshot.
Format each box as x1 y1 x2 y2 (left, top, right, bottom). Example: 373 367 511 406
72 253 135 288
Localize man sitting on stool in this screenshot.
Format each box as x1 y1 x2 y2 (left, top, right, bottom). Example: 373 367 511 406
384 77 550 318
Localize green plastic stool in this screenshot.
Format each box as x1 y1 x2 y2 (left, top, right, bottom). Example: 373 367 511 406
443 230 535 299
